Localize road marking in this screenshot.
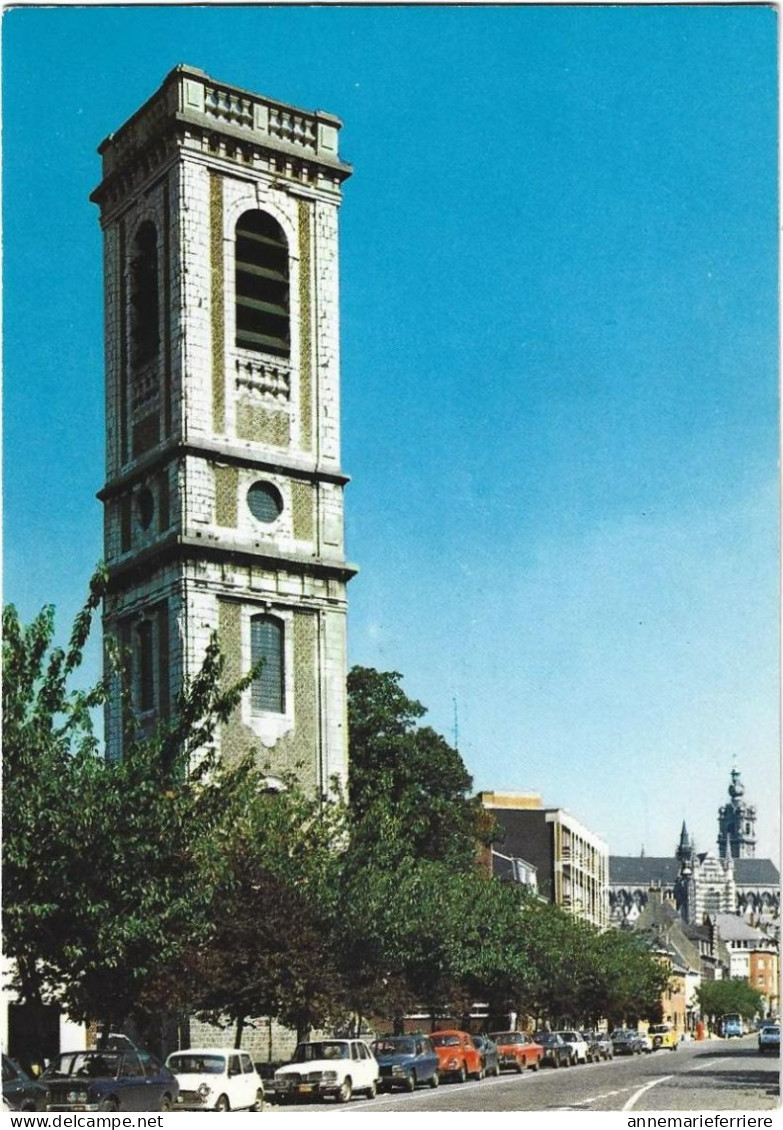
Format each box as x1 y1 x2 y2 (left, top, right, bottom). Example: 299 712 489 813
622 1075 673 1112
686 1057 727 1072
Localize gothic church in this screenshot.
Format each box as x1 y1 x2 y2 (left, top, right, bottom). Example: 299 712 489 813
608 769 780 928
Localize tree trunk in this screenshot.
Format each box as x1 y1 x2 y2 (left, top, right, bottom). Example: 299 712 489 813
234 1016 245 1049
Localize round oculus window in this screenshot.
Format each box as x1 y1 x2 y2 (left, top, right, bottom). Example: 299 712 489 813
247 481 283 523
137 488 155 529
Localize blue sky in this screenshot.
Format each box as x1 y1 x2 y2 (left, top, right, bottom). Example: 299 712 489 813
3 5 779 861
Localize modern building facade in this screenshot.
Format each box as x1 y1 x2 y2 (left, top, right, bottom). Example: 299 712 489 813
480 792 609 928
92 66 356 794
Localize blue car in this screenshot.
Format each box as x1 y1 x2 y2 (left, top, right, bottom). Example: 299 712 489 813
42 1040 178 1112
371 1035 440 1092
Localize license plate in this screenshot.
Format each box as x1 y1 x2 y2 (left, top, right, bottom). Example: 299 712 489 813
298 1085 313 1094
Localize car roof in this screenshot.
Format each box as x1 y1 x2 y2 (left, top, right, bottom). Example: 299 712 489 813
168 1048 241 1056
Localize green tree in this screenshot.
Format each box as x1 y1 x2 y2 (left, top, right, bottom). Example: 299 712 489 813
2 573 108 1020
696 979 763 1029
187 772 348 1046
347 667 491 871
2 580 259 1047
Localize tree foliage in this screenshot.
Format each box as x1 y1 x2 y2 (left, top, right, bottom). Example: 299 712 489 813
696 979 764 1025
4 604 677 1050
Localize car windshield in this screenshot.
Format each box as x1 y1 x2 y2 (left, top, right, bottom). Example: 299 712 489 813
168 1054 225 1075
649 1026 667 1034
372 1039 414 1056
559 1032 578 1041
292 1042 349 1063
432 1035 460 1047
491 1033 522 1044
43 1053 121 1079
763 1026 780 1034
537 1034 557 1046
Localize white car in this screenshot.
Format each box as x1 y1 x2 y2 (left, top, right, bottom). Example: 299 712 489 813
554 1030 589 1065
274 1038 379 1104
166 1048 264 1111
758 1024 780 1054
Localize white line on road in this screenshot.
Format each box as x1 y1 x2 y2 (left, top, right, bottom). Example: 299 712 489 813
621 1075 673 1112
686 1057 727 1072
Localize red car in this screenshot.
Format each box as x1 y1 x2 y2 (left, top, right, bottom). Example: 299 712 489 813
489 1032 543 1073
430 1031 483 1082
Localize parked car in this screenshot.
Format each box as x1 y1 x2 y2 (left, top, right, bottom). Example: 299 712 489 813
489 1031 543 1073
534 1032 572 1068
273 1039 379 1103
2 1054 47 1111
370 1035 439 1092
758 1024 780 1054
471 1035 500 1078
553 1030 589 1066
166 1048 264 1111
430 1030 483 1082
42 1042 178 1112
720 1013 745 1037
582 1031 612 1062
648 1024 679 1051
611 1029 643 1056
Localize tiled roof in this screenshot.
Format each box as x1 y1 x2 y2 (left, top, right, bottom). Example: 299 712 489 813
608 857 680 885
609 855 780 887
734 859 780 885
713 914 766 942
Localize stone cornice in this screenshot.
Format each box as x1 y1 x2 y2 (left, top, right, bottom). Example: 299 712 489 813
106 531 358 593
98 439 350 501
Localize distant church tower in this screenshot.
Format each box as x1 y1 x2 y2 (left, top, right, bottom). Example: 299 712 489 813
92 66 355 794
717 767 757 859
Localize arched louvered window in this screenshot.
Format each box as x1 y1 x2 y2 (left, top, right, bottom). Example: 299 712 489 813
235 211 290 358
130 222 160 369
251 614 285 713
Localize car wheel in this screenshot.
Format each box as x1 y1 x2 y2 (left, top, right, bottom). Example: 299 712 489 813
571 1054 577 1066
160 1094 173 1112
457 1063 467 1083
532 1056 541 1072
366 1081 377 1100
251 1088 265 1110
493 1061 500 1077
99 1099 118 1112
429 1072 439 1088
216 1095 230 1112
405 1073 416 1093
516 1057 526 1074
474 1064 485 1081
335 1078 352 1103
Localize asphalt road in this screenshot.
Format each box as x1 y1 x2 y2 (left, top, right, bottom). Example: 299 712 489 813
271 1036 779 1113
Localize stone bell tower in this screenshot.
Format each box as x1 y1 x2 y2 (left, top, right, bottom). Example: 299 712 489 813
92 65 355 795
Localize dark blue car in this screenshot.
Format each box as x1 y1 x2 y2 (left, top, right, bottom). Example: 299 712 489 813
371 1035 440 1092
2 1055 47 1111
42 1044 178 1112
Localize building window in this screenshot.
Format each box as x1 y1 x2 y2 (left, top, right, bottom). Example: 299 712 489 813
251 614 284 713
136 619 155 712
235 210 290 357
130 222 160 369
247 481 283 523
